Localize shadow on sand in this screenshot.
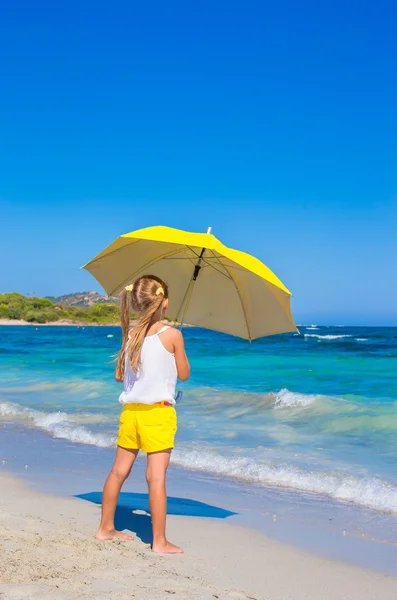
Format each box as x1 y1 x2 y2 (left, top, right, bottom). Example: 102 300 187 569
76 491 237 545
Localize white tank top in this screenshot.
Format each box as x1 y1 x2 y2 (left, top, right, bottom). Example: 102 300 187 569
118 326 177 406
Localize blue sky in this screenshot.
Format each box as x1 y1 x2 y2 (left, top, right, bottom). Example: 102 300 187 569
0 1 396 325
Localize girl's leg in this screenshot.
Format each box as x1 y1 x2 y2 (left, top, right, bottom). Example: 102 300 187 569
96 446 139 540
146 449 183 553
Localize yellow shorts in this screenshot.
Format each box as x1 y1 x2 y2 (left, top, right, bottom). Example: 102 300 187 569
117 403 177 453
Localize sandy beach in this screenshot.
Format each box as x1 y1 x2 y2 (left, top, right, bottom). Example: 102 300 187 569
1 472 396 600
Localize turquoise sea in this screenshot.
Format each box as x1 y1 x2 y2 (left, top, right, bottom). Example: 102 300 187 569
1 324 397 515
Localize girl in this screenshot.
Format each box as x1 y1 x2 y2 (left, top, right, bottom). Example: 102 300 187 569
96 275 190 553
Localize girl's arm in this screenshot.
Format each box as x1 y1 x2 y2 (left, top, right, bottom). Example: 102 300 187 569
171 329 190 381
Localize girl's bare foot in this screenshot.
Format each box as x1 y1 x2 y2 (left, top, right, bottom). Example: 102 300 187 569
95 528 134 541
152 540 184 554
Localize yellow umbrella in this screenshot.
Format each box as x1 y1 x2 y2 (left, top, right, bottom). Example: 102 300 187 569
82 225 297 340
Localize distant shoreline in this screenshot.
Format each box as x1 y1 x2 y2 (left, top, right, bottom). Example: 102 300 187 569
0 318 120 327
0 318 179 327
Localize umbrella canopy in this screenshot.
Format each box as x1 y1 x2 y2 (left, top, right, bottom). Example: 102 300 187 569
82 225 297 340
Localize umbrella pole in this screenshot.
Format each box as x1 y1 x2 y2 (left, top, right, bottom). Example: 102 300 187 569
178 227 212 330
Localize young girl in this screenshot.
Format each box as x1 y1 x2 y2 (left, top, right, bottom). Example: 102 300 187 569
96 275 190 553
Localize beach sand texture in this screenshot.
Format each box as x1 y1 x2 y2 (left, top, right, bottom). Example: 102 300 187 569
1 473 396 600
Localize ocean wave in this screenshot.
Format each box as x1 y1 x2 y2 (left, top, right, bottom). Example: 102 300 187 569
0 400 115 448
273 388 319 408
49 425 115 447
0 387 328 452
171 447 397 513
356 338 368 342
3 399 397 512
304 334 352 340
187 387 325 412
306 327 319 330
0 379 109 395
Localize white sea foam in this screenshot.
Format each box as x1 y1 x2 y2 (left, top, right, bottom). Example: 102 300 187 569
33 411 71 427
306 327 319 330
171 447 397 513
0 400 115 448
356 338 368 342
273 388 319 408
49 425 115 447
107 334 114 338
304 334 352 340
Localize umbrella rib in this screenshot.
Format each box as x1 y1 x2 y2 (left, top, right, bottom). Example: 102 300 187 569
199 261 232 280
185 246 202 259
108 248 184 296
185 247 232 280
147 252 231 280
200 258 252 274
185 246 232 277
82 238 141 268
85 239 193 270
212 256 291 305
211 253 252 341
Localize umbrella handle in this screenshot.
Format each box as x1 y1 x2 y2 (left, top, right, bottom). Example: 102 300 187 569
177 227 212 330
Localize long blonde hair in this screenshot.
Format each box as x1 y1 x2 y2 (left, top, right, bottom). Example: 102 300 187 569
115 275 169 379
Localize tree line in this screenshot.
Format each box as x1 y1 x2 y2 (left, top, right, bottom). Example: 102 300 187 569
0 293 122 324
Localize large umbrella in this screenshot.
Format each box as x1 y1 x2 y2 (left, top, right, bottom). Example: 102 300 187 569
82 225 297 340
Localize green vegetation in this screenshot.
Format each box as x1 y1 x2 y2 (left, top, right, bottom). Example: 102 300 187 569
0 293 124 324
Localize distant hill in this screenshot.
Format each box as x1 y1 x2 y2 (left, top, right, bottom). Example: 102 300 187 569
46 291 119 308
0 292 121 324
0 292 175 326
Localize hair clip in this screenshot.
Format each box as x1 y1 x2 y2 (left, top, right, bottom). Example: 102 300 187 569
125 284 134 292
156 287 164 296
